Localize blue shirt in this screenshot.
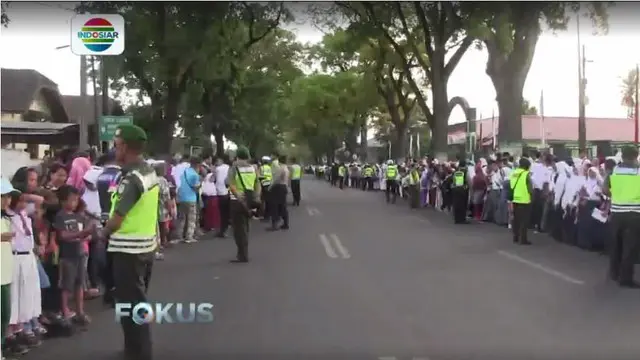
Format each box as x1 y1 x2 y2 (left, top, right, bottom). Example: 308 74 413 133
177 167 200 203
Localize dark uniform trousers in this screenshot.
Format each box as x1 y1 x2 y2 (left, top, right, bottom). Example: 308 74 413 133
385 180 397 203
290 180 301 206
512 203 532 244
260 185 271 219
452 186 468 223
270 184 289 227
608 212 640 285
112 251 154 360
409 185 420 209
338 176 344 189
231 200 250 260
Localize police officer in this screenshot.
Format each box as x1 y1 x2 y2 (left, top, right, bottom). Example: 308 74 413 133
604 146 640 288
289 157 302 206
258 156 272 220
385 160 398 204
510 158 533 244
451 161 470 224
362 163 374 191
226 146 261 263
96 124 158 360
408 164 420 209
95 151 121 307
337 162 346 189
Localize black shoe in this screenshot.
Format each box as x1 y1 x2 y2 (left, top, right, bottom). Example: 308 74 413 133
6 336 29 355
266 227 279 232
280 225 289 230
230 258 249 263
215 232 227 238
513 237 519 244
520 241 532 245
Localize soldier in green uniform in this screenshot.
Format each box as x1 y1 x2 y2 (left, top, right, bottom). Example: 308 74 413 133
226 147 261 263
97 124 158 360
604 146 640 288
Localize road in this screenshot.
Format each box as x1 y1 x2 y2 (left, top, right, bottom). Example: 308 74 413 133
36 177 640 360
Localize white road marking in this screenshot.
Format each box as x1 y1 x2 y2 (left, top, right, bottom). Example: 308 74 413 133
306 206 321 216
330 233 351 259
319 234 338 258
497 250 585 285
377 357 397 360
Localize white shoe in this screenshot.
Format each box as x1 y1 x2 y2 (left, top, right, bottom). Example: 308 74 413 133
184 239 198 244
169 239 183 245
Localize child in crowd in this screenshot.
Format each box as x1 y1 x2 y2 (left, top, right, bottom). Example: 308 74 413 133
6 185 43 353
1 179 19 357
53 185 93 325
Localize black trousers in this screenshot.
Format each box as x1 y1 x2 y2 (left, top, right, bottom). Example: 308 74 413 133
409 185 420 209
112 252 154 360
512 203 532 243
608 212 640 285
452 187 468 223
231 200 250 260
290 179 301 206
338 176 344 189
217 195 230 234
261 186 271 218
270 184 289 227
531 189 545 231
385 180 398 203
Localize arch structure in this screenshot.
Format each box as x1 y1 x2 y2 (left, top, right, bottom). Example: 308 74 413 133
447 96 477 155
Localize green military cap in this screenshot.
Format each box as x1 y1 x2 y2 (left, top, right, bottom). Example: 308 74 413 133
115 124 147 143
236 146 250 160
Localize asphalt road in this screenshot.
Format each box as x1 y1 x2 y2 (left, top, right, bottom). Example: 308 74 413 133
34 177 640 360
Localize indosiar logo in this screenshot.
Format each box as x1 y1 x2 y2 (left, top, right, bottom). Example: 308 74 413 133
115 302 214 325
70 14 125 56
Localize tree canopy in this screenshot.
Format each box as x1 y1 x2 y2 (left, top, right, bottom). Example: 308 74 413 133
68 2 610 161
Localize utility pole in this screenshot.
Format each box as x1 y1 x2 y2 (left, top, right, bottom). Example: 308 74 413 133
635 63 639 145
79 55 89 150
100 58 110 153
578 45 587 154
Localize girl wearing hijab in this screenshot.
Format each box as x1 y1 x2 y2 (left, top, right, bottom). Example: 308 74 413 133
66 157 92 194
577 166 605 251
561 165 584 245
470 162 487 220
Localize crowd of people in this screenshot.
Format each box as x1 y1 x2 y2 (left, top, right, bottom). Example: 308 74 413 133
319 146 640 288
0 131 309 359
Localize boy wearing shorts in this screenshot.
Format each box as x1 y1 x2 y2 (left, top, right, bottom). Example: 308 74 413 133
53 186 93 325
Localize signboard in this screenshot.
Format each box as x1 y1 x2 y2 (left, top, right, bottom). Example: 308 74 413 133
99 116 133 141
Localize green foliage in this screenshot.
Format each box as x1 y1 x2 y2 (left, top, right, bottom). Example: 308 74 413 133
521 99 538 115
621 66 638 117
1 2 9 27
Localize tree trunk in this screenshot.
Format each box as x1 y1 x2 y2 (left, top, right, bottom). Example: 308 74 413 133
430 75 450 161
213 128 224 156
392 123 408 160
153 96 179 156
344 125 358 156
359 122 368 160
494 75 526 152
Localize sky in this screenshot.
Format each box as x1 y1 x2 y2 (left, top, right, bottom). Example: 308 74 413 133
1 2 640 128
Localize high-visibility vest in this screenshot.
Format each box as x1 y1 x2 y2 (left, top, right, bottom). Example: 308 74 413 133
386 165 398 179
230 165 257 200
291 164 302 180
609 165 640 213
364 167 374 177
108 169 159 254
453 170 465 187
260 164 272 186
510 168 531 204
338 166 346 176
409 170 419 185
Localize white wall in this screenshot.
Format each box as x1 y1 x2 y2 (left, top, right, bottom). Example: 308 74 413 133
1 149 41 180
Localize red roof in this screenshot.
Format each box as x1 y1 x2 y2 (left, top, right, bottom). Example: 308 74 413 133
449 115 638 142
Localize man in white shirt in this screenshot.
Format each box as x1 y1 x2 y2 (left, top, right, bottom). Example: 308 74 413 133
529 152 552 232
214 154 231 237
171 154 190 190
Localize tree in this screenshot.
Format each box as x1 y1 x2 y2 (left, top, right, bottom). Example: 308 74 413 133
1 2 9 27
77 2 233 154
340 2 474 160
469 2 609 149
621 66 638 118
521 99 538 115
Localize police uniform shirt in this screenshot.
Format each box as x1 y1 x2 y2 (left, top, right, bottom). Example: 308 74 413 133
97 164 121 215
113 160 155 218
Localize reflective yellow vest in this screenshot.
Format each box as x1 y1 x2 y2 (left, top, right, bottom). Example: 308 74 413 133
364 167 374 177
409 170 419 185
338 166 346 177
453 170 465 187
386 165 398 179
291 164 301 180
108 169 159 254
609 165 640 213
510 168 531 204
260 164 272 186
231 165 257 200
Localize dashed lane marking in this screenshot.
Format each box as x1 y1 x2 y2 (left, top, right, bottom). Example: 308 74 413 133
330 233 351 259
497 250 585 285
306 206 321 216
319 234 338 258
